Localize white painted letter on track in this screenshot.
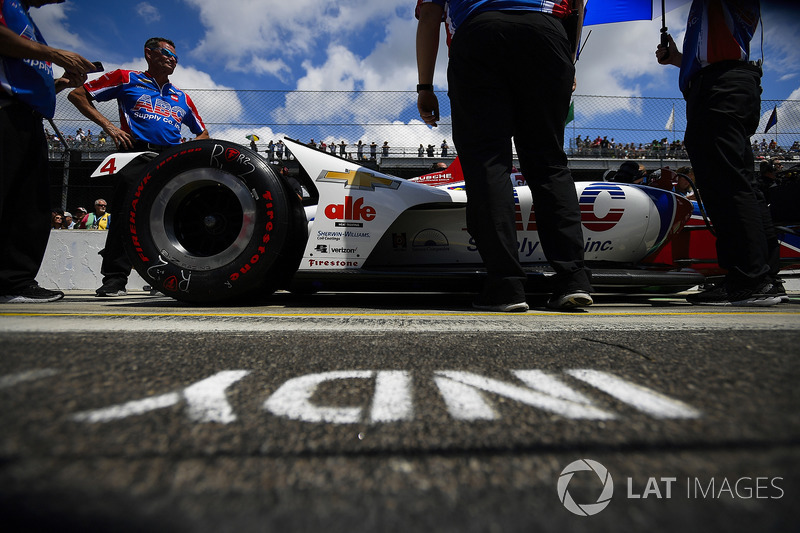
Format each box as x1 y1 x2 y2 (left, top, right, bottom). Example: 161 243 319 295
72 370 251 423
263 370 414 424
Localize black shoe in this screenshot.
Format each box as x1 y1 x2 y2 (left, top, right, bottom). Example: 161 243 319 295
766 279 790 303
96 278 128 297
547 290 593 310
472 300 529 312
686 283 781 307
0 284 64 303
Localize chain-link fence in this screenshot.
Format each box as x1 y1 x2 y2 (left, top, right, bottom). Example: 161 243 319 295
47 90 800 211
50 90 800 160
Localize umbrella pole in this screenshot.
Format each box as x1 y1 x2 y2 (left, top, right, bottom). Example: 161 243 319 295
660 0 671 61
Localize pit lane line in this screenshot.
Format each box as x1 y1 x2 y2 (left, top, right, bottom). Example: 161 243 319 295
1 304 800 319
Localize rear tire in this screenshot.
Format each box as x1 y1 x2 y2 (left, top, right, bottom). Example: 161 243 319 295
123 140 305 303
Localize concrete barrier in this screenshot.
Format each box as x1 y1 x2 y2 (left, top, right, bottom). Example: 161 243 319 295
36 230 147 291
35 229 799 293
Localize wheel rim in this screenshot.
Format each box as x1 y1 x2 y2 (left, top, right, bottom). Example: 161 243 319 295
148 168 258 270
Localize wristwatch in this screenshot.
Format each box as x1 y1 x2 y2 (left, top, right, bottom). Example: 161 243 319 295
416 84 434 93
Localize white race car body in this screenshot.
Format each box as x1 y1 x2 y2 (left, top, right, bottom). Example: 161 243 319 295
93 138 703 303
288 139 691 279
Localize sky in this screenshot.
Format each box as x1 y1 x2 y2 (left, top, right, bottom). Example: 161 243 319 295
30 0 800 150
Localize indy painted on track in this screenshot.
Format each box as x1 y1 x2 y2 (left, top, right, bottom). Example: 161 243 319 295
5 368 702 426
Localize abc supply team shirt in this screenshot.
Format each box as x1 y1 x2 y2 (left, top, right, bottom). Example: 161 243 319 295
84 70 206 146
418 0 571 36
0 0 56 117
679 0 760 93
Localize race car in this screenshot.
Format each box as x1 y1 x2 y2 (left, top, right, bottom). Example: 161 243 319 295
90 138 795 304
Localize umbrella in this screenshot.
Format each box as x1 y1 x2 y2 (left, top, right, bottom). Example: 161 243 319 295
246 134 260 142
584 0 690 26
584 0 692 53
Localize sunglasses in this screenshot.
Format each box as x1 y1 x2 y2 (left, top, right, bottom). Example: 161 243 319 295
150 46 179 63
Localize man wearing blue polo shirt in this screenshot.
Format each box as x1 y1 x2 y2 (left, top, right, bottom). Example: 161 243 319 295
69 37 209 297
416 0 592 312
0 0 95 303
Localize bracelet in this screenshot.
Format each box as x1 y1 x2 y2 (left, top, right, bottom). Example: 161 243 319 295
416 83 434 93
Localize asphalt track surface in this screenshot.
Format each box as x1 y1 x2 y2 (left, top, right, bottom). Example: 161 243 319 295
1 289 799 532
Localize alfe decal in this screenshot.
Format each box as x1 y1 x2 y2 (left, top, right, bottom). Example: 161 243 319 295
324 197 376 222
580 184 626 232
317 169 401 191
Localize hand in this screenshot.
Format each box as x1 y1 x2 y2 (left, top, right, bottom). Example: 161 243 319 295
51 48 95 76
656 34 681 67
54 69 88 92
105 124 134 151
417 90 440 127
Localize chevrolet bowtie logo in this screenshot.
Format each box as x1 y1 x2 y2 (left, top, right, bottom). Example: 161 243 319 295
318 169 401 191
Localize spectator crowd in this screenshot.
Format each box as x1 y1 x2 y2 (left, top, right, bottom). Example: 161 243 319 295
49 200 108 230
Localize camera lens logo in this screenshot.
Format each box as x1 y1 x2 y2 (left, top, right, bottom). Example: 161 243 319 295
557 459 614 516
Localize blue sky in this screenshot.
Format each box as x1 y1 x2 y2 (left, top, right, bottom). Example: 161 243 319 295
31 0 800 149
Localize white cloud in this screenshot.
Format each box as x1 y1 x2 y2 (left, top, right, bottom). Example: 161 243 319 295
136 2 161 22
181 0 410 77
27 2 82 51
761 6 800 82
576 4 690 102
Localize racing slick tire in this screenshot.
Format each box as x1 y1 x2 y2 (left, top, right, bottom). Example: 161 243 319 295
123 140 306 303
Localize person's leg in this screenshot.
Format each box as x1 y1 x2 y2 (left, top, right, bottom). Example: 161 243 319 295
0 105 58 301
97 156 154 296
448 12 527 307
684 68 771 291
508 12 592 300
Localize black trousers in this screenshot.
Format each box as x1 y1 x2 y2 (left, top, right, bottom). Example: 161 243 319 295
0 103 51 292
99 153 156 285
684 64 779 290
447 10 591 301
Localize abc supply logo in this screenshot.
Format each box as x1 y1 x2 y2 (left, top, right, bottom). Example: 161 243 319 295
579 184 626 231
557 459 614 516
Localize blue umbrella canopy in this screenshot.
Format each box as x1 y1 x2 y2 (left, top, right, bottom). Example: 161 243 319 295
584 0 691 26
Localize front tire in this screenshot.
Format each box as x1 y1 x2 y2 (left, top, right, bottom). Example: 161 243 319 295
124 140 305 303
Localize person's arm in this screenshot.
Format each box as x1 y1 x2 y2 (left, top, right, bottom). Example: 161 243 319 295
416 2 443 127
0 25 93 92
67 86 134 150
183 94 209 141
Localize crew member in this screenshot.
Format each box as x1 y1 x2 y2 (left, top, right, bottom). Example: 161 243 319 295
1 0 94 303
416 0 592 311
69 37 209 297
656 0 783 305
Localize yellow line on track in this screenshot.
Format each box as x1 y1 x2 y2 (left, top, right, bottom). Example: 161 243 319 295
1 311 799 318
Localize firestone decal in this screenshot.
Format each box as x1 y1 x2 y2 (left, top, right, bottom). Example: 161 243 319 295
307 259 360 267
